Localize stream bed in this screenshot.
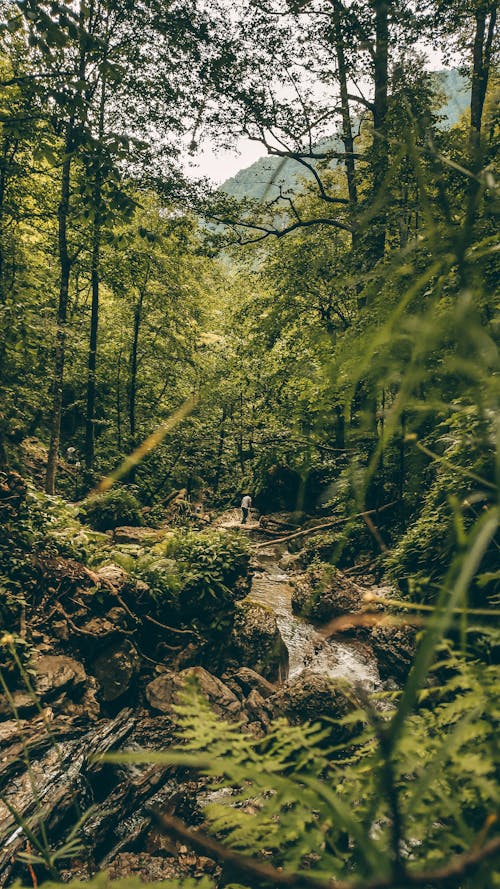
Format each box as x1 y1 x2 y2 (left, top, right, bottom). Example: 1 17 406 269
217 509 381 691
249 550 381 690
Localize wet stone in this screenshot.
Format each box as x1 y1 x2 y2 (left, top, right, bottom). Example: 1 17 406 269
92 640 138 702
146 666 243 720
230 602 288 681
234 666 276 698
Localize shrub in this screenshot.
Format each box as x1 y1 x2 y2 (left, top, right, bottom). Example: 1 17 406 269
130 553 181 614
26 488 102 563
79 487 144 531
385 408 497 603
159 530 251 625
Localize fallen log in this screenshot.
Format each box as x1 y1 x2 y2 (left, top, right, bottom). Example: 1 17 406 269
0 710 135 886
253 501 399 550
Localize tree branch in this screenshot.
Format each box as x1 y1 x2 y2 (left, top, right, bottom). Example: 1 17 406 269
208 213 353 245
253 500 399 549
153 812 500 889
347 94 374 112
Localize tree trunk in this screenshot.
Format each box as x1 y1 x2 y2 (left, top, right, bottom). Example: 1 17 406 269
116 347 123 449
369 0 390 264
127 289 145 483
0 138 18 381
45 3 89 493
84 71 107 471
214 406 227 492
45 128 73 495
466 3 497 225
332 2 358 227
129 297 142 448
0 146 7 382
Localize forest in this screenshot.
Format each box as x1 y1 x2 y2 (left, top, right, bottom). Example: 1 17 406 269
0 0 498 888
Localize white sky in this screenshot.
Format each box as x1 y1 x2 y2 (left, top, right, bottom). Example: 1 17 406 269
187 45 458 185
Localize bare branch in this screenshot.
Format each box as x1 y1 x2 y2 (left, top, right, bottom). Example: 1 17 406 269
209 213 353 245
153 812 500 889
347 93 374 112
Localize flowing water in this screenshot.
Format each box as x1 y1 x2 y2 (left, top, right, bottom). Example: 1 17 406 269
249 556 380 689
216 510 380 690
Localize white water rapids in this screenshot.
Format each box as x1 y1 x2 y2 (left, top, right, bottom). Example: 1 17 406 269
249 556 380 689
216 510 380 690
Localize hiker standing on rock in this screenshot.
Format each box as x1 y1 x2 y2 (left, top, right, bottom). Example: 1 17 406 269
241 493 252 524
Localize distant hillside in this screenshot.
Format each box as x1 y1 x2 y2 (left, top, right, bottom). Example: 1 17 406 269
220 70 469 203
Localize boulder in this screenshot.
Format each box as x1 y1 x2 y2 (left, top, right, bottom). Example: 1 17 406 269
233 667 276 699
114 526 166 545
91 640 138 702
245 689 270 726
230 602 288 681
0 654 89 717
79 607 129 640
0 690 37 717
369 624 417 684
270 669 357 739
146 666 243 720
278 552 302 571
34 654 87 698
291 566 364 622
96 563 129 588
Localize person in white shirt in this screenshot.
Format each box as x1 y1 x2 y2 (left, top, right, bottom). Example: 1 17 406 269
240 494 252 524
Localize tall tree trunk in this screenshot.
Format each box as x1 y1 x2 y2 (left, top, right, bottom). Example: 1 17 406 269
332 2 358 229
369 0 390 264
84 200 101 470
214 406 227 493
84 69 107 471
116 347 123 450
467 3 497 224
128 255 151 468
45 127 73 495
0 138 17 381
129 294 143 450
45 3 89 493
0 146 8 382
237 391 245 474
470 3 496 142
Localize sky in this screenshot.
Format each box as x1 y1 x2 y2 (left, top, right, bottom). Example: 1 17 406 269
186 45 457 185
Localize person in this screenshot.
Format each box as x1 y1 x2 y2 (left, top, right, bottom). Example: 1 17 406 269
241 493 252 524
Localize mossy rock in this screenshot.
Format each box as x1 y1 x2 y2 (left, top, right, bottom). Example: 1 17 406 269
229 601 288 681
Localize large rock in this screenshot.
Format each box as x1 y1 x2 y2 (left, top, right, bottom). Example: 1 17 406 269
370 624 417 684
79 607 130 640
244 688 270 726
114 526 167 545
230 602 288 681
270 669 356 739
291 566 364 622
233 667 276 699
0 689 38 717
0 655 97 718
92 639 138 702
96 563 129 588
34 654 87 697
146 666 243 720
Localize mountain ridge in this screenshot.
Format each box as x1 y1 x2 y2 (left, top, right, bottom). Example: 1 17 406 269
220 70 469 202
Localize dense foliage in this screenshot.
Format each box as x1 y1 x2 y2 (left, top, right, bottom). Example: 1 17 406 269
0 0 498 886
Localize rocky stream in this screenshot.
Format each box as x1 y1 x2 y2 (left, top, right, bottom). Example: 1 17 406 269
0 494 415 887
